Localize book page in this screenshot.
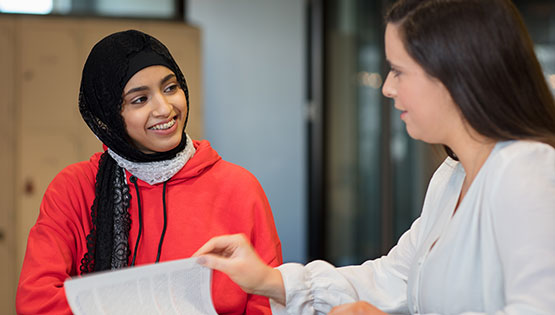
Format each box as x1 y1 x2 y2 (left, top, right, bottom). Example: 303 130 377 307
64 257 217 315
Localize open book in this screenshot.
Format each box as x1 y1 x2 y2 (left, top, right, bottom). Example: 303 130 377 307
64 257 217 315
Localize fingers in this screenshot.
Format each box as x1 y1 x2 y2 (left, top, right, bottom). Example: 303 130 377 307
192 233 287 302
192 233 246 257
328 302 385 315
328 304 347 314
192 235 224 257
195 253 233 273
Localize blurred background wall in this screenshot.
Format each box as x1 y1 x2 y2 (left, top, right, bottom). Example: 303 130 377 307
187 0 307 264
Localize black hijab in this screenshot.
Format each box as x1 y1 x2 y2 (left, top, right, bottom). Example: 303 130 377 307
78 30 189 273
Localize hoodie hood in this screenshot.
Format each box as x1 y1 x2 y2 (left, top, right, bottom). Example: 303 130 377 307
92 139 221 188
168 139 222 183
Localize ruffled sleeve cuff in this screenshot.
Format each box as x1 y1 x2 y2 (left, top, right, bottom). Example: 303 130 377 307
271 261 360 314
270 263 310 314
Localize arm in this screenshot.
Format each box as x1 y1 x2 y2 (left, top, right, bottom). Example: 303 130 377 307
196 217 422 315
274 218 421 315
487 143 555 314
16 223 75 315
244 180 284 314
195 234 285 301
217 164 284 314
16 166 91 314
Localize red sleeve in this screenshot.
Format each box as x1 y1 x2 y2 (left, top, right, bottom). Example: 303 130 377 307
245 255 282 314
16 164 93 315
245 175 283 315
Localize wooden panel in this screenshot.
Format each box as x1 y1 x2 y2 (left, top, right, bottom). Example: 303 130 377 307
0 14 17 315
15 16 96 269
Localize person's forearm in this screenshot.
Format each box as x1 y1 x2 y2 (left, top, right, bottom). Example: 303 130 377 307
253 268 286 305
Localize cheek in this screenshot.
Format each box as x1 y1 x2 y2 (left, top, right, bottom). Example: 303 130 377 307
176 93 188 113
397 85 421 110
122 111 146 134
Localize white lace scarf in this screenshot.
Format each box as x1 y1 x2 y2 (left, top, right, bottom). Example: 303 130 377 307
108 134 196 185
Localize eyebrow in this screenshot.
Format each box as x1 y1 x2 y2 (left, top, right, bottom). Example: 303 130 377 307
161 73 176 84
123 73 177 97
385 59 397 68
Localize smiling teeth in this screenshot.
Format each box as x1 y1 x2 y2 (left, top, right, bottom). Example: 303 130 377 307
150 119 175 130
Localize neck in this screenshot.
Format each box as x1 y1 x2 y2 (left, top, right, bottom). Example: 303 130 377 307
448 131 496 183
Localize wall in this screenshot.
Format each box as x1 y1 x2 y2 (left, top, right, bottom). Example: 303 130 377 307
188 0 307 262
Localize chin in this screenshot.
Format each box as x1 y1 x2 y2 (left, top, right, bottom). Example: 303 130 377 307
406 130 429 143
405 127 418 140
159 138 184 152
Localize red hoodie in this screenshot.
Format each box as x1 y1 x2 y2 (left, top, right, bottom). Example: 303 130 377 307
16 140 282 314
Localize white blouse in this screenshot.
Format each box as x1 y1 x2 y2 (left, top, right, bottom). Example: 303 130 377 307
271 141 555 314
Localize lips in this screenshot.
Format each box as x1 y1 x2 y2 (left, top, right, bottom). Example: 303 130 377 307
394 106 407 120
148 117 177 130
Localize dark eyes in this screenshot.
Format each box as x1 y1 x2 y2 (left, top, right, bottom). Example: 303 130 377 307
164 83 179 93
390 69 401 78
131 96 148 104
127 83 180 105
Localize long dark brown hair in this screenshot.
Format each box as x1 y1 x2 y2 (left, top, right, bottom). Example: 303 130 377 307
386 0 555 159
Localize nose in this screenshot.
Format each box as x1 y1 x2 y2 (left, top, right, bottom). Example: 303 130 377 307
382 72 396 99
152 92 172 117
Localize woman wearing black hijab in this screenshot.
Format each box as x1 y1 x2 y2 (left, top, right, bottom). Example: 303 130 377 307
16 30 282 314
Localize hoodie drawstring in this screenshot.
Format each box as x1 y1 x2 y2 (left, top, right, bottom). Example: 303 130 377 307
129 176 169 266
155 181 169 263
129 175 142 266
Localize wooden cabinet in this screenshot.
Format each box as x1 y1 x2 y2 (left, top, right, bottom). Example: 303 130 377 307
0 15 17 315
0 15 202 314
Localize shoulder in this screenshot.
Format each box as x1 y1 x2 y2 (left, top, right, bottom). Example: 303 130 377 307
488 140 555 180
39 152 101 220
486 140 555 209
46 152 101 195
494 140 554 163
192 139 262 184
206 160 268 201
217 159 260 181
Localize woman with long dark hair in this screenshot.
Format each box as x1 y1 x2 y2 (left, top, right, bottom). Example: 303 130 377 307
16 30 282 314
194 0 555 313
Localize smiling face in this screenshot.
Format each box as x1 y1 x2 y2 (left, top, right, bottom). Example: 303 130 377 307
382 23 464 145
121 65 187 154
